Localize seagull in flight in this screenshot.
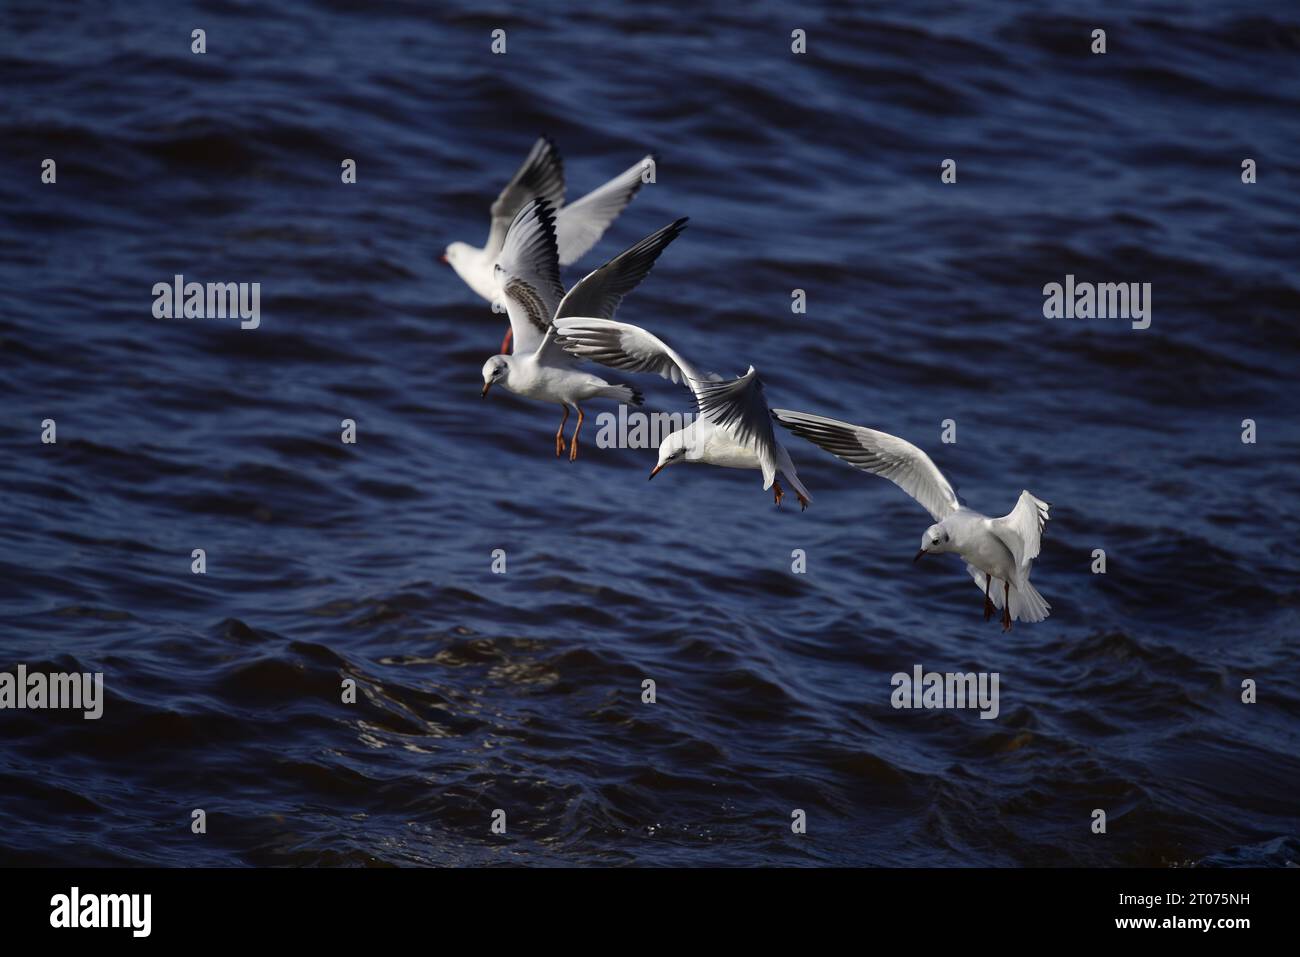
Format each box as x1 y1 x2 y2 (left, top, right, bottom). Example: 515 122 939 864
481 199 686 461
772 410 1050 630
442 137 652 352
553 317 811 509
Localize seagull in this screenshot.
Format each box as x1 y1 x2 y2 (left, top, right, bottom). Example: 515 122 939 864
441 137 652 352
552 317 811 508
481 198 686 461
771 410 1050 630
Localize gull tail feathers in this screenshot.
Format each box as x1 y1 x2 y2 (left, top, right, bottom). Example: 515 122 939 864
967 567 1051 623
599 384 643 406
776 444 811 504
784 471 811 503
1010 579 1051 623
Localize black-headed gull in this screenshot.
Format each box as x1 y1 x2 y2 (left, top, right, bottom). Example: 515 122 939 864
481 199 686 461
771 410 1050 630
552 318 811 509
442 137 651 350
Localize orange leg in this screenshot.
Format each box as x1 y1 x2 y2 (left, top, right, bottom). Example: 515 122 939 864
1001 581 1012 632
773 480 785 507
500 327 513 354
984 576 995 621
555 405 569 457
568 405 584 461
795 489 810 511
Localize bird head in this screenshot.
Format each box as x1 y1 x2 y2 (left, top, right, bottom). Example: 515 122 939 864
915 523 951 562
480 355 511 397
441 242 471 268
648 430 690 480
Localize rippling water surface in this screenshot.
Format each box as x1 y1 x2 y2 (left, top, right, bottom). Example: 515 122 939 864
1 0 1298 866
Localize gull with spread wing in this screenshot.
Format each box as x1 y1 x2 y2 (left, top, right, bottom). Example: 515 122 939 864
441 137 652 351
771 410 1049 630
552 317 811 509
481 199 686 461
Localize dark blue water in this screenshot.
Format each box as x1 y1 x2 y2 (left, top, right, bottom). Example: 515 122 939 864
1 0 1298 866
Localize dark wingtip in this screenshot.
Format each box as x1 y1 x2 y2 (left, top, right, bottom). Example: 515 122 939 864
531 135 564 186
653 218 688 245
528 196 559 236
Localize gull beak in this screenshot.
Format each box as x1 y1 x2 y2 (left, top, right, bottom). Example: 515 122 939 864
481 381 492 398
648 463 665 481
439 253 449 265
913 549 927 563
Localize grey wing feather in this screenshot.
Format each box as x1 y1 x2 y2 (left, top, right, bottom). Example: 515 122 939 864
555 218 687 322
550 316 699 386
486 137 566 256
771 409 960 521
692 367 782 488
692 367 776 449
990 491 1050 571
555 155 652 266
495 198 564 354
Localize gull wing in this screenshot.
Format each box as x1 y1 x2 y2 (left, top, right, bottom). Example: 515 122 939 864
771 409 960 521
989 491 1050 572
554 218 687 324
693 367 780 489
538 219 686 365
485 137 566 257
494 199 564 355
555 156 652 266
551 316 701 387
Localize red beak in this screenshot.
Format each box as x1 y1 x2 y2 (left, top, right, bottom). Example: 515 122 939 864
439 254 449 265
913 549 927 563
648 463 665 481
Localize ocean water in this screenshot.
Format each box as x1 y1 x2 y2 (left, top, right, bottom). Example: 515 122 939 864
0 0 1297 866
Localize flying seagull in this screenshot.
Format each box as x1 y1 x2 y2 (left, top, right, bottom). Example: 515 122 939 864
480 199 686 461
771 410 1049 629
442 137 652 352
553 317 811 508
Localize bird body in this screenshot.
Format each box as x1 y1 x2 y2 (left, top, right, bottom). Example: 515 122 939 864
480 199 683 459
553 317 810 508
443 137 651 306
485 353 638 408
772 409 1049 628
